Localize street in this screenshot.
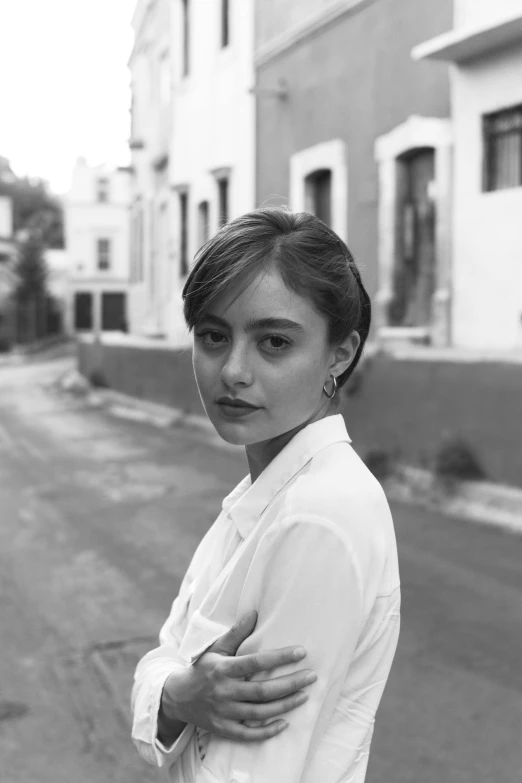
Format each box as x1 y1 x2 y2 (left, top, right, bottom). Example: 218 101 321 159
0 356 521 783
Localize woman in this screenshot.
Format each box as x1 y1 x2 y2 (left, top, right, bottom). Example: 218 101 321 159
131 208 401 782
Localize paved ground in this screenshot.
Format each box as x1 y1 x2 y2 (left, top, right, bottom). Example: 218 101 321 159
0 356 521 783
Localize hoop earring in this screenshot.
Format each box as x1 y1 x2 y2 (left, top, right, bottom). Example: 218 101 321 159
322 375 338 400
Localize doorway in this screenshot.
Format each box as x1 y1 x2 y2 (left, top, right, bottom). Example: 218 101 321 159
74 292 93 331
101 292 127 331
390 148 436 328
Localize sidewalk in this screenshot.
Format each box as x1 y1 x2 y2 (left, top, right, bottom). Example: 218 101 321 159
58 367 522 536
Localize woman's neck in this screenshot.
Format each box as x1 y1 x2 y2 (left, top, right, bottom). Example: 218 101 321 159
245 409 335 483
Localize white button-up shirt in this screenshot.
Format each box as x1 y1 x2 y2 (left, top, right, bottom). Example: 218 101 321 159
131 414 401 782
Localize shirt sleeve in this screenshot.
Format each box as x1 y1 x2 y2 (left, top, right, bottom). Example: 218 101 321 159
195 513 365 783
131 516 229 767
130 595 196 767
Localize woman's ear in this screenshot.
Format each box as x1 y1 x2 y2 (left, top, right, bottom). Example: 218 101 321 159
329 330 360 378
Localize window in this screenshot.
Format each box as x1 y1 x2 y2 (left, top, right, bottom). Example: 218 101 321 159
131 207 144 282
96 177 109 203
198 200 210 246
483 104 522 192
159 52 171 105
97 238 111 271
305 169 332 225
179 191 189 276
182 0 190 77
217 177 229 227
221 0 230 48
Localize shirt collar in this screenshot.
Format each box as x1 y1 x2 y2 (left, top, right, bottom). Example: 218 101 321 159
221 414 351 540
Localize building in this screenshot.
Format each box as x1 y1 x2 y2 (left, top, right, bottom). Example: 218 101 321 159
0 194 17 345
413 0 522 351
64 159 131 335
128 0 174 339
255 0 453 347
128 0 256 345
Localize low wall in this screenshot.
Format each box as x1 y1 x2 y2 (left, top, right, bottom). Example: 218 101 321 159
341 353 522 488
77 337 203 416
77 337 522 488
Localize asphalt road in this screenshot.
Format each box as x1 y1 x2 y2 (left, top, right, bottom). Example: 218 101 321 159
0 356 521 783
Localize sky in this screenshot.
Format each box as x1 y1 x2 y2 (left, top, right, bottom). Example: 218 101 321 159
0 0 135 195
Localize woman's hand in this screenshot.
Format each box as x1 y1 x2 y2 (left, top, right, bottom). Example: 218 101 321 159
159 610 317 743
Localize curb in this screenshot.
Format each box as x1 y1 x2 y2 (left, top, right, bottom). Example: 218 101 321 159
383 467 522 536
58 370 522 535
86 385 244 454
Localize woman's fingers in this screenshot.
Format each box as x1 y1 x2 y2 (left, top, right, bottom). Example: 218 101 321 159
233 669 317 703
226 690 309 722
225 646 307 679
217 717 289 743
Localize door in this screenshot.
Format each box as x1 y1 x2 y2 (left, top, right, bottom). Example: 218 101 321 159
101 292 127 331
74 292 93 331
390 149 436 328
305 169 332 226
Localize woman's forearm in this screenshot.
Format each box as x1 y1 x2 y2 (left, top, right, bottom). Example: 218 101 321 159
157 672 188 747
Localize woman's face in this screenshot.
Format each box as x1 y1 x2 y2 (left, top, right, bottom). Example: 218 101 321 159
192 265 340 446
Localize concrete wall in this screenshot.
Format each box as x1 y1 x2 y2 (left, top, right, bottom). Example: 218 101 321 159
77 338 522 487
452 45 522 349
342 353 522 488
78 337 201 414
255 0 452 300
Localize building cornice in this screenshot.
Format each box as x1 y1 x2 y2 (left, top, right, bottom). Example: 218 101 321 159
255 0 379 68
412 11 522 64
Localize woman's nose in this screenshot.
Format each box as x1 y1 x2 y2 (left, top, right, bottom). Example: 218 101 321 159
220 346 253 386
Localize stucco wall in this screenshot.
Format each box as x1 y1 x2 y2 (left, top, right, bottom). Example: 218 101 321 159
161 0 256 346
255 0 452 301
452 45 522 350
128 0 174 340
170 0 255 240
255 0 338 51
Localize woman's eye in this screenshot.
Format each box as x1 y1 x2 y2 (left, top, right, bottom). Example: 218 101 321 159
196 330 227 347
262 335 291 352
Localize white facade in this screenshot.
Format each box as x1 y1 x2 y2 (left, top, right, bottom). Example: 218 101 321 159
128 0 255 346
167 0 256 345
64 159 131 334
128 0 174 340
414 0 522 350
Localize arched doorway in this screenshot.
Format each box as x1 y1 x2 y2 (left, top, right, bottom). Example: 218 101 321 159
390 148 436 328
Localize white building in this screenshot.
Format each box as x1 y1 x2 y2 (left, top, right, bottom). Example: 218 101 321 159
414 0 522 351
128 0 256 346
128 0 174 340
0 195 17 311
64 159 131 335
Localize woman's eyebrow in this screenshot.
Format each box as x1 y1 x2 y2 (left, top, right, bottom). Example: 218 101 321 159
199 314 305 333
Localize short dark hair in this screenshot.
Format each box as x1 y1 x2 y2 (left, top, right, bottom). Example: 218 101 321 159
182 207 371 389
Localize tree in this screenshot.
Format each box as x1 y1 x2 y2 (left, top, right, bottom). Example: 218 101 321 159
0 158 64 249
13 232 48 303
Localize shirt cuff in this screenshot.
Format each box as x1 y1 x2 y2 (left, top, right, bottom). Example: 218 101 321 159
149 668 195 766
154 722 195 760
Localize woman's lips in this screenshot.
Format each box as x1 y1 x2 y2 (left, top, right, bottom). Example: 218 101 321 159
216 402 260 419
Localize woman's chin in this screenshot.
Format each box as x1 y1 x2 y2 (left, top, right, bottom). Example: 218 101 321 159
208 416 262 446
